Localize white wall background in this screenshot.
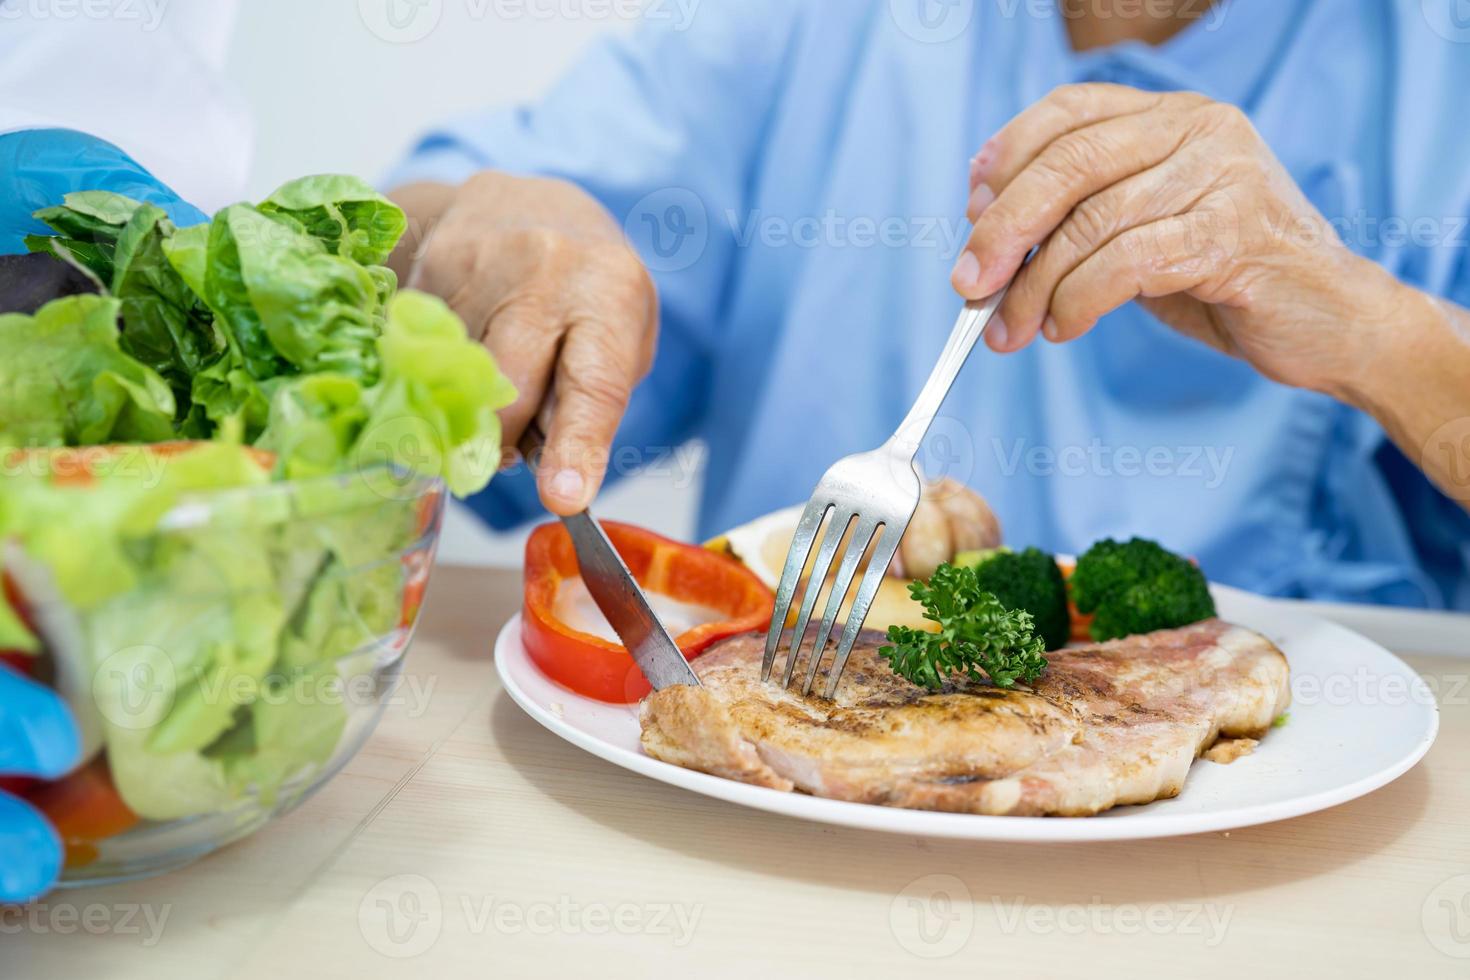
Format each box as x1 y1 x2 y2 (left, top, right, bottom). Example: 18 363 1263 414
225 0 701 567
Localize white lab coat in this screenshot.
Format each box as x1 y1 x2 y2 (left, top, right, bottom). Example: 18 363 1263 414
0 0 251 211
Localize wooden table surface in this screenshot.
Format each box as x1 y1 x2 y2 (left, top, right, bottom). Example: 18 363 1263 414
6 566 1468 979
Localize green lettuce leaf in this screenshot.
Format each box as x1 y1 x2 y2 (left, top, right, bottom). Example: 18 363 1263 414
191 205 290 382
257 291 516 495
255 373 369 482
0 295 175 446
226 205 384 379
259 174 408 267
4 176 518 821
111 203 222 399
25 191 145 284
0 444 372 819
356 291 518 496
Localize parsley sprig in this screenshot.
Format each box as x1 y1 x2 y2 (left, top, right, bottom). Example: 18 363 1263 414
879 562 1048 689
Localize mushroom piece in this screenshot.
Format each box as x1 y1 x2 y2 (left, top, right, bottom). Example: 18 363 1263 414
890 479 1003 580
932 478 1003 555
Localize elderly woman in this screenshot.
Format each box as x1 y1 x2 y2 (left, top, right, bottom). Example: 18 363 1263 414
388 0 1470 610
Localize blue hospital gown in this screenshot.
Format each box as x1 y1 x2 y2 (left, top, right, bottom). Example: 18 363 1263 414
389 0 1470 609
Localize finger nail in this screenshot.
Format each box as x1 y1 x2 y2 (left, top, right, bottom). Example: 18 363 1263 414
1043 316 1061 342
547 468 586 508
969 183 996 218
971 140 997 183
951 251 981 292
988 315 1009 351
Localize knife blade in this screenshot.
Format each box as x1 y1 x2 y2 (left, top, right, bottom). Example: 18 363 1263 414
518 413 700 691
557 509 702 690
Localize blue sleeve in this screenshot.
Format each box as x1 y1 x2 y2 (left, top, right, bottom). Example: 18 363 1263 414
0 128 208 254
1406 239 1470 611
1356 216 1470 612
385 0 807 529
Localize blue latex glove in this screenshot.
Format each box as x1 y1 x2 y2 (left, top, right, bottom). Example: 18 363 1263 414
0 128 208 255
0 666 81 903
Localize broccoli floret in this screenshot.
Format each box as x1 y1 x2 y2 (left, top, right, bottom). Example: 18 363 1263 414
1070 537 1216 641
953 547 1071 651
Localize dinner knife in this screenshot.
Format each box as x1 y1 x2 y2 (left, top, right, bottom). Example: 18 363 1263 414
518 417 702 691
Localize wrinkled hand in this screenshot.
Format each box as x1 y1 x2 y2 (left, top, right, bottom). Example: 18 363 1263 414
952 83 1408 400
392 173 657 514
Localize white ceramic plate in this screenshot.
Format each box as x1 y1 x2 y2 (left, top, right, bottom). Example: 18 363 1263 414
495 586 1439 841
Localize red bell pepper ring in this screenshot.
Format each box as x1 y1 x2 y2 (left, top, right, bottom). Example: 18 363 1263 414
523 521 774 703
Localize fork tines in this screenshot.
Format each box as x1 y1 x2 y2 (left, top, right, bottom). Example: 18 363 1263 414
760 489 908 699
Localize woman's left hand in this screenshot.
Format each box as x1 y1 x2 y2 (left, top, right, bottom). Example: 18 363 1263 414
952 83 1411 401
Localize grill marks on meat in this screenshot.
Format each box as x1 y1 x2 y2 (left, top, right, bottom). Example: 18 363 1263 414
638 619 1290 816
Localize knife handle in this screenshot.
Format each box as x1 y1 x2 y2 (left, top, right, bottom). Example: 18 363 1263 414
516 394 558 479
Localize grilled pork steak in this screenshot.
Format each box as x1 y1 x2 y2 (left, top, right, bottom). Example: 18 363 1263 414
639 619 1289 816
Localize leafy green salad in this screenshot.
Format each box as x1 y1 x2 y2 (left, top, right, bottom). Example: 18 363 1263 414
0 177 517 821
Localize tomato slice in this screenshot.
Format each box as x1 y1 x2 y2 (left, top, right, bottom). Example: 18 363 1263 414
523 521 774 703
24 756 139 869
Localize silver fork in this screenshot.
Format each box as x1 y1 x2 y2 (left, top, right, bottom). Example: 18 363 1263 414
761 287 1011 698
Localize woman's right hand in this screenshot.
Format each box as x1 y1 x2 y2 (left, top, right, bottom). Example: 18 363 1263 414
389 173 659 516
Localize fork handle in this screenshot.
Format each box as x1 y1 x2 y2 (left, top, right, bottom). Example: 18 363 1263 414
889 287 1010 460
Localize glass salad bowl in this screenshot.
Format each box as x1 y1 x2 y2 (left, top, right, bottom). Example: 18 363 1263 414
4 460 445 886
